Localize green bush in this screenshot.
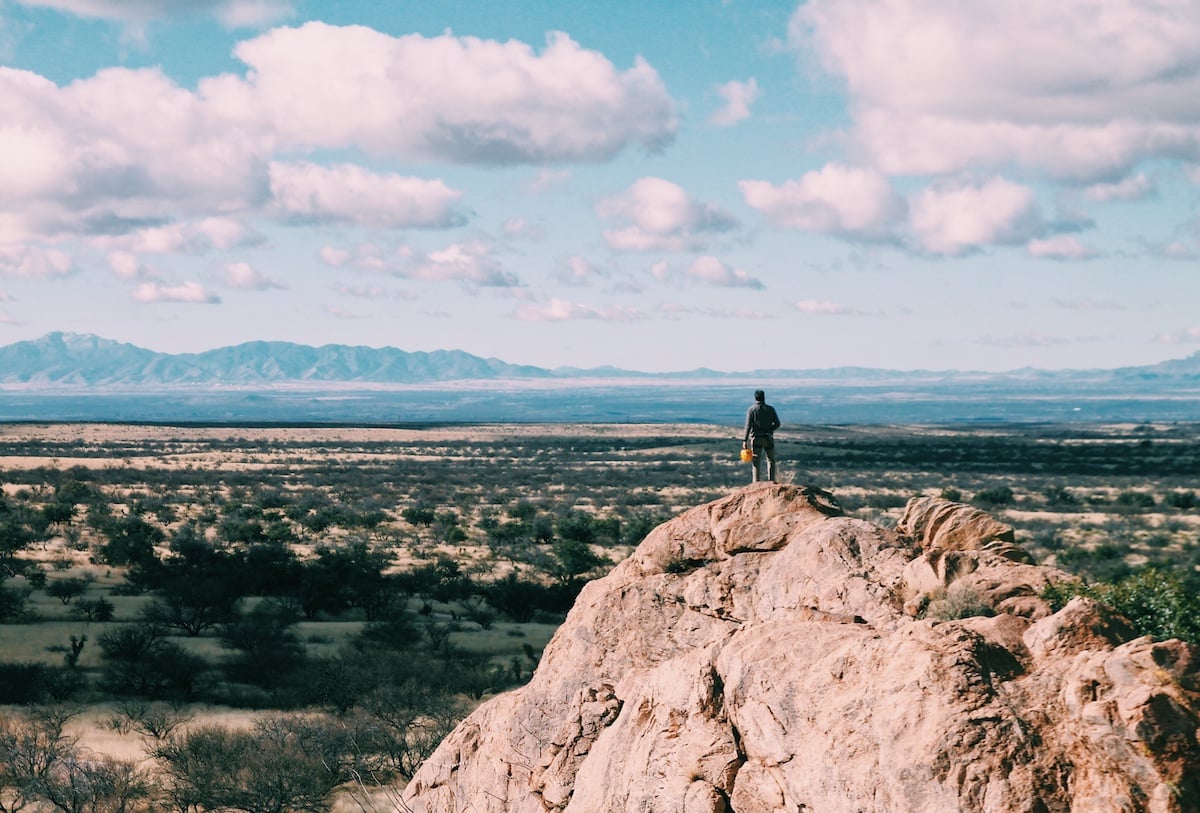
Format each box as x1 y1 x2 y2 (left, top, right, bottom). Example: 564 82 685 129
973 486 1014 506
1115 490 1156 509
1165 490 1197 510
1042 567 1200 645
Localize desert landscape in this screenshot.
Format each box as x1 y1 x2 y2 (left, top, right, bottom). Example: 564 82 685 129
0 420 1198 810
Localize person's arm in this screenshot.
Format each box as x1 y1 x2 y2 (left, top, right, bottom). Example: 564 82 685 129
770 407 780 432
743 408 753 446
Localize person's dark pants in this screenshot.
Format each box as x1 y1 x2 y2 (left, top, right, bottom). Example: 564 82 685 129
752 436 776 482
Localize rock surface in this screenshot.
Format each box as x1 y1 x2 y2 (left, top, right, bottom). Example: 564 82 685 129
402 484 1200 813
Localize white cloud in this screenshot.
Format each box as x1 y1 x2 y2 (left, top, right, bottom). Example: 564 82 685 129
794 299 860 315
1027 235 1097 260
0 64 272 237
1084 174 1154 202
0 244 74 277
0 25 675 246
130 280 220 303
740 163 903 239
793 0 1200 181
909 177 1040 255
319 246 352 268
215 1 293 28
710 78 759 126
597 177 737 252
221 261 283 290
407 241 519 287
106 250 150 281
229 25 676 164
14 0 294 28
93 218 263 255
683 256 763 288
268 162 465 229
513 297 643 322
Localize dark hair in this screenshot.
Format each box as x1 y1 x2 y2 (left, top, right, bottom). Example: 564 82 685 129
754 390 765 402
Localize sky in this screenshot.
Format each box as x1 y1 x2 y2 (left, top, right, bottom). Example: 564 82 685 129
1 0 1199 374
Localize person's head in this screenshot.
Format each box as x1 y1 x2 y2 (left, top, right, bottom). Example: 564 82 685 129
754 389 765 403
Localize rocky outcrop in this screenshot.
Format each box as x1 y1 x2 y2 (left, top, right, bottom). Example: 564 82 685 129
402 485 1200 813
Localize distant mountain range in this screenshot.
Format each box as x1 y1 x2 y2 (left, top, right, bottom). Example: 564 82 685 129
1 332 1199 424
1 331 1198 389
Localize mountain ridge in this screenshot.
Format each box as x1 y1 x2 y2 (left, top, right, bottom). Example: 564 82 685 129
2 331 1198 388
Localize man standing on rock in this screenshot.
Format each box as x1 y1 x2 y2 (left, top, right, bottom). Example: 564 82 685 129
743 389 781 483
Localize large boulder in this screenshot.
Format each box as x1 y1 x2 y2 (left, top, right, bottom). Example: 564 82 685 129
403 484 1200 812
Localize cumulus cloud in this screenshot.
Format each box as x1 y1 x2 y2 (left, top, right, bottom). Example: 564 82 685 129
14 0 294 28
229 25 676 164
792 0 1200 181
0 244 74 277
740 163 903 239
268 162 465 229
682 256 763 288
130 280 220 303
406 241 518 287
0 24 676 248
1027 235 1098 260
106 250 150 281
908 177 1041 255
597 177 737 252
513 297 643 322
221 261 283 290
0 64 273 238
710 78 759 126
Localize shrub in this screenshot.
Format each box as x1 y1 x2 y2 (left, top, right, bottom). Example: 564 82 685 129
1042 567 1200 645
1165 490 1197 510
97 624 211 700
0 663 81 703
152 716 352 813
922 584 995 621
1043 485 1078 505
1115 490 1156 509
0 583 34 623
973 486 1015 506
72 596 116 622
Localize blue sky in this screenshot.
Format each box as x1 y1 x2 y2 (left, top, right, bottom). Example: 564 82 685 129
1 0 1198 373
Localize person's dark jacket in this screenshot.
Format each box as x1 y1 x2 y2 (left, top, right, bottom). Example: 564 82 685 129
744 402 780 445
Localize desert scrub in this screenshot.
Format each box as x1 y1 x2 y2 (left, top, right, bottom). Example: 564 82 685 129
1042 566 1200 645
922 584 995 621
